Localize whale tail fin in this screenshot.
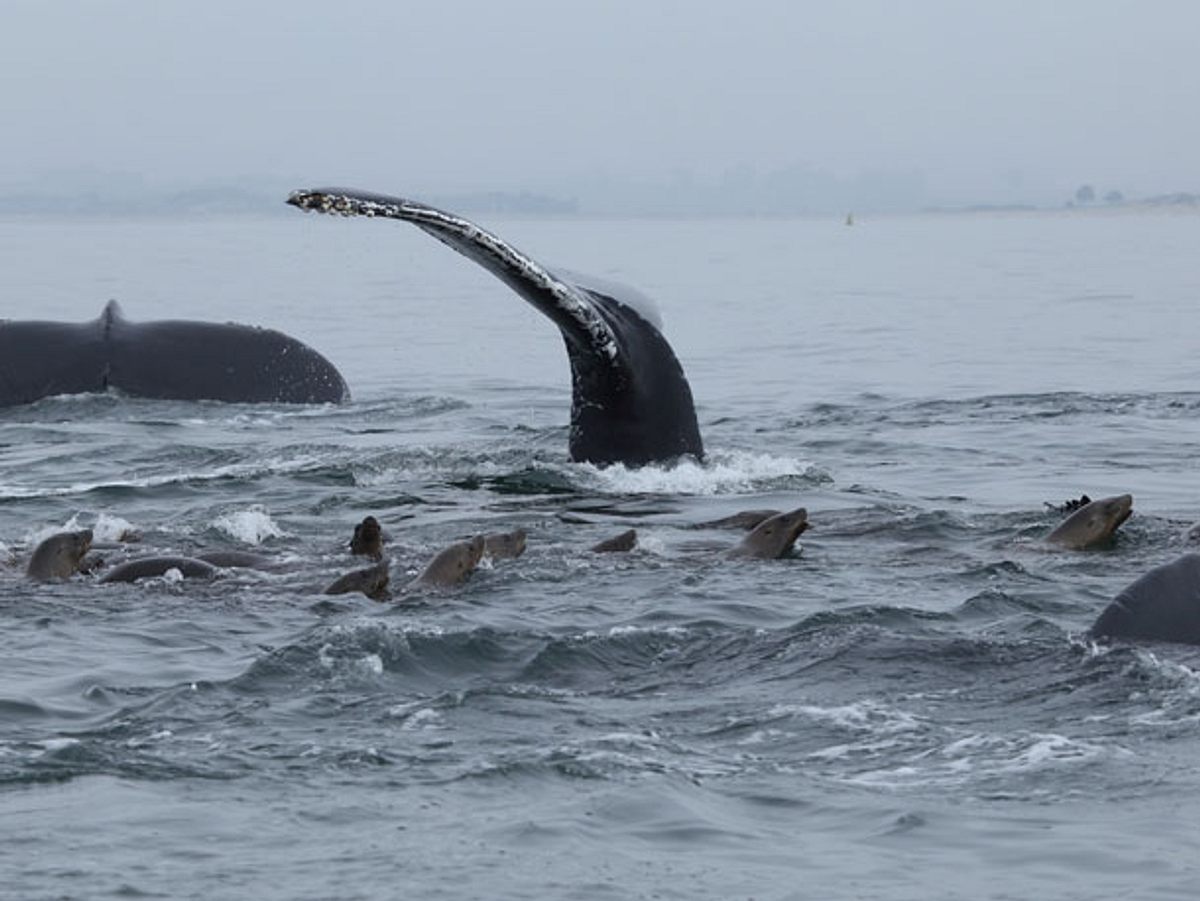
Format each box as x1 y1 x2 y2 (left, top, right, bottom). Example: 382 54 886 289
287 188 621 359
288 187 703 466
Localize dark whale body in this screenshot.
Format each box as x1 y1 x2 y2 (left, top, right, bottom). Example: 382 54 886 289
287 187 703 468
0 301 348 406
1090 554 1200 646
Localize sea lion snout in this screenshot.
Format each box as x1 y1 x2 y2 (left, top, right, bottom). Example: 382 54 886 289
26 528 97 581
727 507 809 559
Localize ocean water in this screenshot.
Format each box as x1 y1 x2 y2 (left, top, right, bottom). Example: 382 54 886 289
2 208 1200 900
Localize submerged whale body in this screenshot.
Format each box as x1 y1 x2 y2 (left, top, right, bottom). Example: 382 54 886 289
287 187 703 468
0 300 348 406
1090 554 1200 646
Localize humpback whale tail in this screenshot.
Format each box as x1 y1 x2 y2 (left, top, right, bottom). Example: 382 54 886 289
287 187 703 468
0 300 349 406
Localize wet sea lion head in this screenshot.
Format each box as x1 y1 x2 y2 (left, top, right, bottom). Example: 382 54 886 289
324 557 391 600
415 534 487 588
1046 493 1132 550
727 508 809 559
350 515 385 559
483 528 527 560
26 529 94 582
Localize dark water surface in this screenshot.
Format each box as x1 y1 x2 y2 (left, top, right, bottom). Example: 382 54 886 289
3 211 1200 899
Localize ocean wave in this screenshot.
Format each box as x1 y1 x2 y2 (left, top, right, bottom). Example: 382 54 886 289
575 449 825 496
834 729 1112 793
0 733 232 785
1109 649 1200 730
782 699 928 736
345 445 822 498
770 392 1200 439
0 450 348 501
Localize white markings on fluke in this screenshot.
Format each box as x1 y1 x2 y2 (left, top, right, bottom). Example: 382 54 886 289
288 189 621 363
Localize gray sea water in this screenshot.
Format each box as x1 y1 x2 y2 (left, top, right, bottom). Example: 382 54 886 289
2 208 1200 900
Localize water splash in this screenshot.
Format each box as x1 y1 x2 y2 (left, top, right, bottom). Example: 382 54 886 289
211 506 287 544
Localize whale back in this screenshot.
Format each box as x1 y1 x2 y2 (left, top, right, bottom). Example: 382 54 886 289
108 311 348 404
0 317 107 405
1090 554 1200 645
0 301 348 406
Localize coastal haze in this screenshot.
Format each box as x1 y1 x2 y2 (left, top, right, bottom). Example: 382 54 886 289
4 4 1200 901
1 1 1198 213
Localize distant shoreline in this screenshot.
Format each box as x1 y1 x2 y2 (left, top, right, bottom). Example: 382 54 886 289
0 190 1195 220
926 192 1200 216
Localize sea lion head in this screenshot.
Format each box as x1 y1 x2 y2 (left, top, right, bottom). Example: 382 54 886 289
27 528 94 581
350 515 384 559
728 508 809 559
323 557 390 600
1047 494 1132 549
483 528 527 560
413 534 488 589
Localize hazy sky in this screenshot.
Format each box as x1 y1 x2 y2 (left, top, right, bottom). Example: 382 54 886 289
2 0 1197 207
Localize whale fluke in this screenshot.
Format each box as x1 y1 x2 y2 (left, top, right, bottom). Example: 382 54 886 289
287 188 703 468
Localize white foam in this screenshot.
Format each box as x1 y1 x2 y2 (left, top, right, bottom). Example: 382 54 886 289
345 448 816 498
607 624 689 638
211 506 286 545
631 532 667 555
400 708 443 731
578 449 817 497
329 618 448 644
1130 649 1200 686
351 456 511 488
836 730 1109 791
1125 650 1200 727
504 684 580 700
387 700 424 719
737 728 785 746
317 642 335 670
26 515 88 546
35 738 80 755
93 512 138 543
807 737 913 761
593 730 664 749
127 730 173 748
1011 733 1099 768
780 700 926 735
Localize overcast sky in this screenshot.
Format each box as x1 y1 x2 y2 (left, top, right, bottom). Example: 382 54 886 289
2 0 1196 209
